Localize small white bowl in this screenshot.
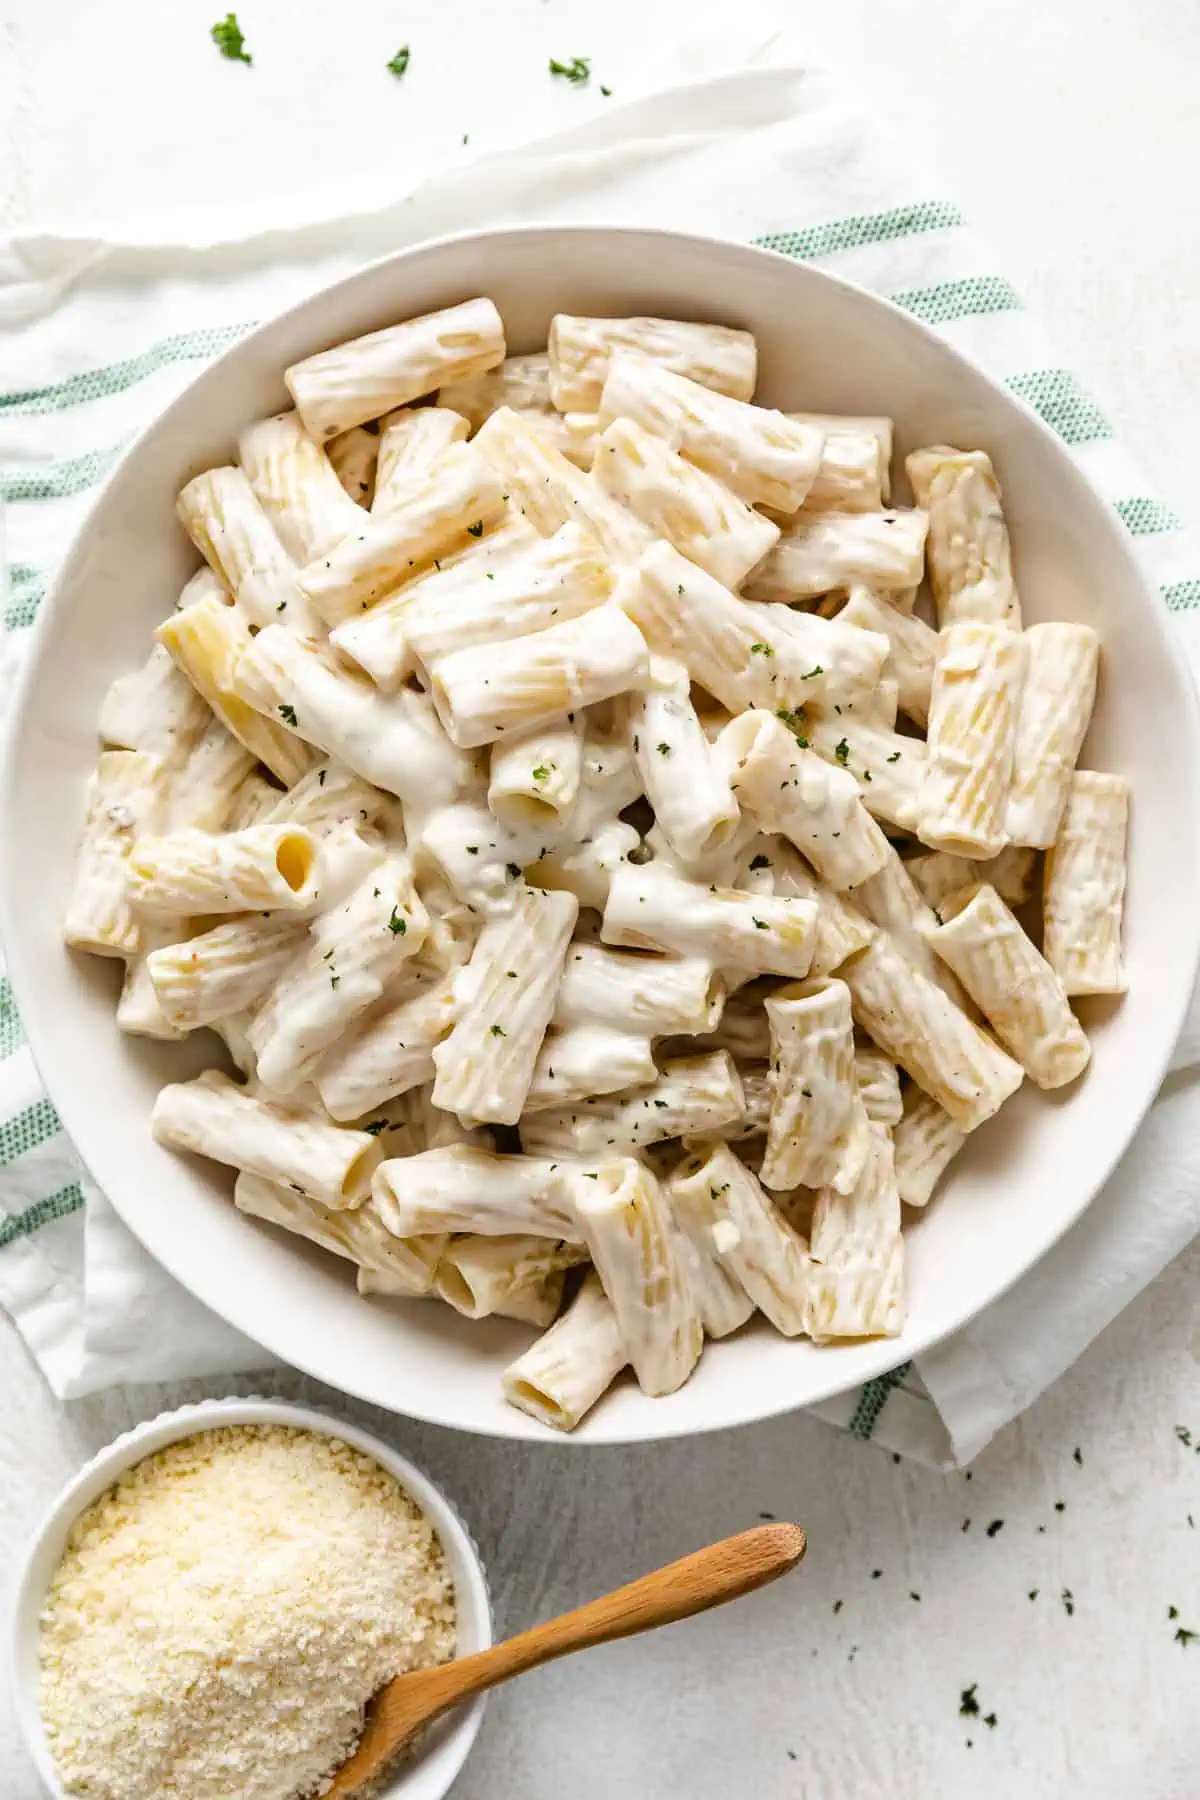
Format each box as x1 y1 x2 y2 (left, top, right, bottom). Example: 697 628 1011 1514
10 1397 492 1800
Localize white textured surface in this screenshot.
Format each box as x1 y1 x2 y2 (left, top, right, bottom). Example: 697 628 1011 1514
2 1 1200 1795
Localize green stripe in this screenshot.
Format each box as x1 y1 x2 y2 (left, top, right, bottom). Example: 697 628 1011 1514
1116 496 1182 536
0 1096 62 1168
0 1182 85 1250
755 200 966 264
0 980 24 1061
0 324 252 417
1004 369 1112 446
1162 579 1200 613
4 563 46 631
848 1363 912 1440
891 274 1022 328
0 437 129 502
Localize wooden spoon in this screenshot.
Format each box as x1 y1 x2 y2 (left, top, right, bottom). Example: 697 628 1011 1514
326 1521 806 1796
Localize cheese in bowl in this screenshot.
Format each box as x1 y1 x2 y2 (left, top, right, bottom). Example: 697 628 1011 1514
37 1421 457 1800
62 296 1128 1433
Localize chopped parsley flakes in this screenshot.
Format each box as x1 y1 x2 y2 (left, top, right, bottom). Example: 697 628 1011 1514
467 519 484 537
210 12 251 62
549 55 590 83
386 45 411 78
834 738 850 765
489 1023 507 1037
387 907 407 936
278 703 298 726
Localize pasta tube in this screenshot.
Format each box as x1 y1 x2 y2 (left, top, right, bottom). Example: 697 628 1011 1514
599 353 824 512
473 407 651 561
430 607 650 749
907 445 1021 627
326 422 380 507
127 823 320 916
296 442 508 625
892 1086 965 1208
332 517 602 691
502 1271 629 1431
234 1172 444 1298
855 1049 903 1128
176 466 316 630
548 313 757 412
372 1146 579 1238
668 1142 811 1336
918 621 1027 858
248 856 429 1094
742 509 928 605
156 592 314 786
519 1050 744 1157
233 625 474 810
805 1126 905 1340
803 712 927 834
789 414 892 512
602 862 817 980
432 885 578 1124
1042 771 1130 996
238 411 363 563
843 934 1024 1131
850 845 967 1008
285 297 505 441
761 978 872 1193
434 1234 585 1328
927 882 1091 1089
835 585 937 727
1005 623 1100 847
265 760 391 834
741 838 876 977
151 1070 382 1206
225 772 282 830
439 350 553 423
487 712 583 830
313 969 458 1120
148 915 310 1029
624 541 888 715
524 1024 657 1112
718 710 890 891
64 751 163 957
554 944 724 1037
416 799 547 916
570 1155 703 1397
592 416 779 589
904 843 1038 912
165 717 258 832
372 405 470 512
98 641 211 761
626 657 740 864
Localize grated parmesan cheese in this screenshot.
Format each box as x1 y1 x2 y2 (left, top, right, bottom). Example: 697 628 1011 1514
38 1424 456 1800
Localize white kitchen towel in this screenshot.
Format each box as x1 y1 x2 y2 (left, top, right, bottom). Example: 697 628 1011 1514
2 63 1198 1465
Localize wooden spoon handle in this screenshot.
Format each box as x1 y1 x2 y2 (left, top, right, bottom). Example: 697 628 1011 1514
412 1521 804 1715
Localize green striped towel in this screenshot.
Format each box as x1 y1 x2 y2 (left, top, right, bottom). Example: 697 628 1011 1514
3 67 1198 1458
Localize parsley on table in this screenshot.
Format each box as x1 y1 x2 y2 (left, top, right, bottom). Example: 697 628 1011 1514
549 55 591 83
278 703 298 727
386 45 411 78
387 907 407 936
210 12 251 62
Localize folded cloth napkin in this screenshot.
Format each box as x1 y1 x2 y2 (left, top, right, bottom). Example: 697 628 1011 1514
2 64 1198 1465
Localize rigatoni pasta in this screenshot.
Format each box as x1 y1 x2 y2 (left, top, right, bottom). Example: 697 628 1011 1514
72 283 1129 1432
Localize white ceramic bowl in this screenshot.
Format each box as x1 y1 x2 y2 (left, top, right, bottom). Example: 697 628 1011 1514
2 227 1198 1443
10 1397 492 1800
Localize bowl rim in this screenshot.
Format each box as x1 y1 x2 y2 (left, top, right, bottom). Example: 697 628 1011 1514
8 1396 493 1800
3 220 1199 1445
